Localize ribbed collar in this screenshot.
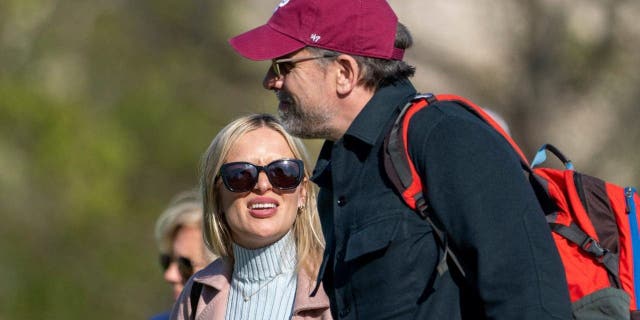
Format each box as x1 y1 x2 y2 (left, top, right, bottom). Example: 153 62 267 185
231 231 296 282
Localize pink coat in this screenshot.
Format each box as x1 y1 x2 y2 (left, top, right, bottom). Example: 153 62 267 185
170 258 332 320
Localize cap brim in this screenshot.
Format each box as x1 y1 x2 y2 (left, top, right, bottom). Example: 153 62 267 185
229 24 305 61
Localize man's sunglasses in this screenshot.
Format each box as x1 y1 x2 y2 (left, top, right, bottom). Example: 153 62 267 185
218 159 304 193
271 54 337 78
159 254 194 283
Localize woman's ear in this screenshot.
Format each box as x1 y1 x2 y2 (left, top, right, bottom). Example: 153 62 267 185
335 54 360 95
298 179 308 208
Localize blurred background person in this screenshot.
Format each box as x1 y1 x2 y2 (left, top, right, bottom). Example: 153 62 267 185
171 114 330 319
151 190 216 320
484 108 511 136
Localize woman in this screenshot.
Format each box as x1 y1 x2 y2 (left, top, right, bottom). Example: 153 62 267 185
171 114 331 320
152 190 217 320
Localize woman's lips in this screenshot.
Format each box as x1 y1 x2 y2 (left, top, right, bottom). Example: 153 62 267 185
248 199 278 218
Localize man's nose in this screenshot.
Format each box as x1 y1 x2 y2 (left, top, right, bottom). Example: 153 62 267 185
263 67 283 90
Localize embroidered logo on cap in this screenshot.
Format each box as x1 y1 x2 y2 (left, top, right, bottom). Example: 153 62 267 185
310 34 321 43
275 0 290 11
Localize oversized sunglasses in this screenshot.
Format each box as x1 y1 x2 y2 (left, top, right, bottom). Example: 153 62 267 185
271 54 337 78
159 254 194 283
218 159 304 193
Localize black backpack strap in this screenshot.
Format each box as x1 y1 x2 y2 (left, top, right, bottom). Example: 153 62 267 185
384 93 466 281
549 222 620 287
189 281 203 320
424 213 466 279
384 92 540 283
384 94 436 217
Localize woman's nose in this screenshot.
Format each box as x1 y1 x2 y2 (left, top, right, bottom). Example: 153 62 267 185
163 262 182 284
254 171 272 192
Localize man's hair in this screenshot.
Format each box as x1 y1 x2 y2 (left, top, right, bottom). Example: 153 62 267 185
200 113 325 277
307 22 416 90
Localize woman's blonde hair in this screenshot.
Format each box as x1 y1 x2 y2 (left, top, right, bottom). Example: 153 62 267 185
200 114 324 276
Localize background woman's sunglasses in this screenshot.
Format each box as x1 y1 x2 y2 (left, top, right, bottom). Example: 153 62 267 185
218 159 304 193
159 254 194 283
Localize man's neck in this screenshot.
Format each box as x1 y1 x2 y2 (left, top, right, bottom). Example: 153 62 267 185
328 87 375 141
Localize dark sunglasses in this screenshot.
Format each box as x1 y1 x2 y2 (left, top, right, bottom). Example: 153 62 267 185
270 54 337 78
218 159 304 193
159 254 194 282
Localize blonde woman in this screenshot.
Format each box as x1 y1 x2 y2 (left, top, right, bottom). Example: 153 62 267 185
171 114 330 320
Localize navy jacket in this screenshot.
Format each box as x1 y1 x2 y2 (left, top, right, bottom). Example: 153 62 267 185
311 79 571 319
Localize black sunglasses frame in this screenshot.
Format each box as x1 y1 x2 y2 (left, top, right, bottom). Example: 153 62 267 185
159 254 194 283
218 159 304 193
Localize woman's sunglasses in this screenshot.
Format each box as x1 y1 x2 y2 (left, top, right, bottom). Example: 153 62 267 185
159 254 194 283
218 159 304 193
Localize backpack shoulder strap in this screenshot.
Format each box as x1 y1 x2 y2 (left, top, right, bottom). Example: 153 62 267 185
384 93 435 215
383 93 531 280
384 93 530 215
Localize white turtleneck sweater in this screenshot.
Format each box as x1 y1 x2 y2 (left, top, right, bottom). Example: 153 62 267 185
225 230 297 320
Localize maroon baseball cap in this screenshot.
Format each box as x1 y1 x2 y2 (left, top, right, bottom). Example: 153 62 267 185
229 0 404 61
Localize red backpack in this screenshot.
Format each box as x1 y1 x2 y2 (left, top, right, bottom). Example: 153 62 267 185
383 93 640 319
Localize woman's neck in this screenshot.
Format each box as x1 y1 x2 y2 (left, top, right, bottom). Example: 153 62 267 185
232 230 296 281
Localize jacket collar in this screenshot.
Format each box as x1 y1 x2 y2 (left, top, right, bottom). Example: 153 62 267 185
193 258 329 315
292 270 330 315
344 78 417 146
193 258 232 292
312 79 416 188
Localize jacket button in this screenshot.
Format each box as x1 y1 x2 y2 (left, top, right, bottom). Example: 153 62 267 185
337 196 347 206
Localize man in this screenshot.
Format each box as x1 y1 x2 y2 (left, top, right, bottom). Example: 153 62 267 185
228 0 572 319
151 190 216 320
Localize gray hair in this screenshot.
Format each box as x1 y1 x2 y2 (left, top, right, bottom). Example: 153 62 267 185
307 22 416 90
154 190 204 254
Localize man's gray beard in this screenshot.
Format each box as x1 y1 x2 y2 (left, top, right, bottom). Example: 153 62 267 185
278 107 332 139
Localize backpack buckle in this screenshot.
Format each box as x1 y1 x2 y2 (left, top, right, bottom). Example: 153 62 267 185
415 197 429 219
581 237 607 257
412 93 437 104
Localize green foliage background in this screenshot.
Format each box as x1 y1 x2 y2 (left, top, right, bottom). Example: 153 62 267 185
0 0 638 319
0 1 277 318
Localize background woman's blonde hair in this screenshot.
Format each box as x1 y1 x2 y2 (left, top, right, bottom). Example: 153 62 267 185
154 190 209 257
200 114 324 276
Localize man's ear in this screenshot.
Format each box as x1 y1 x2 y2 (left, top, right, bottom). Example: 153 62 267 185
334 54 360 95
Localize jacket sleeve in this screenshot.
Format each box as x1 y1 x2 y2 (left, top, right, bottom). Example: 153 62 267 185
407 104 571 319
